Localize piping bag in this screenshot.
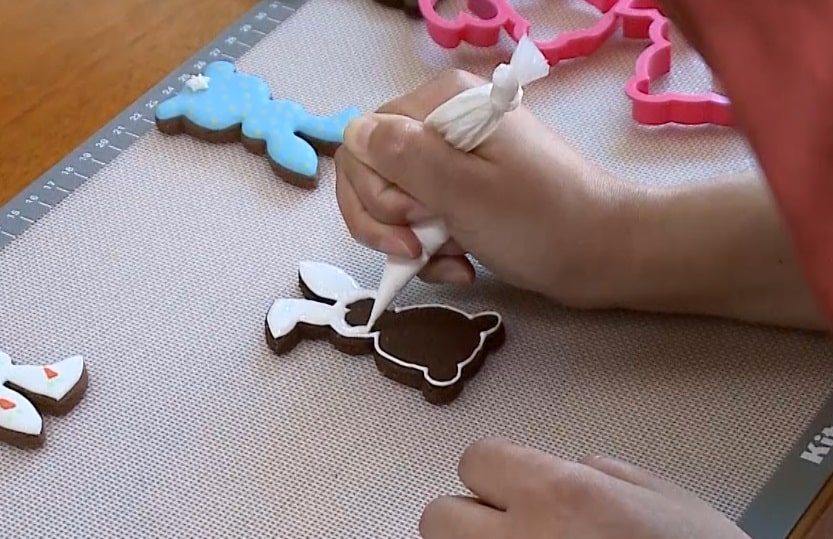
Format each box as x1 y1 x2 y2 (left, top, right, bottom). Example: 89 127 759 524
364 35 550 330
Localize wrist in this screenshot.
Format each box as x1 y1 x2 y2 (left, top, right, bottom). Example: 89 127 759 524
539 168 651 310
599 183 697 311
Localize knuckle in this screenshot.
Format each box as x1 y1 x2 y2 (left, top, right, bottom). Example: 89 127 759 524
362 198 394 225
380 119 423 162
368 193 408 224
438 68 485 92
535 461 589 500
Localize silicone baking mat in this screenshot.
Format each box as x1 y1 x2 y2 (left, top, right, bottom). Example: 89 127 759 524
2 1 832 537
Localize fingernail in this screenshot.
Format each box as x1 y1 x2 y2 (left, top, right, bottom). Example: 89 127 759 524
380 236 417 258
406 203 433 222
344 114 377 158
438 263 473 285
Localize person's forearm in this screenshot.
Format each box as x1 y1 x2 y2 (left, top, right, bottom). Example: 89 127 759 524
655 0 833 326
609 169 826 330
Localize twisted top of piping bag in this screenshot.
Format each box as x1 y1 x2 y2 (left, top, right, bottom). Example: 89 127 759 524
422 34 550 152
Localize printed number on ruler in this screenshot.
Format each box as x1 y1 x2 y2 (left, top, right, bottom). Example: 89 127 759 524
42 180 71 198
128 111 155 127
2 209 24 238
78 151 106 169
113 125 140 139
7 209 28 226
25 194 50 209
255 6 284 24
209 47 236 60
61 165 88 180
239 23 267 37
44 180 67 192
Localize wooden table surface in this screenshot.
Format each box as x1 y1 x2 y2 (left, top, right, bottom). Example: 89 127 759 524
0 1 831 537
0 0 259 205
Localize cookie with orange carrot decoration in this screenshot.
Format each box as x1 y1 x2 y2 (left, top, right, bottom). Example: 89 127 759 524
0 350 88 449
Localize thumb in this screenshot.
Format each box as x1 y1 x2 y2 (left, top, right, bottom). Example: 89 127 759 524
342 112 492 215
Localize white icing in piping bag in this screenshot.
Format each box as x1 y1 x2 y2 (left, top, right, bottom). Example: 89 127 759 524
365 35 549 330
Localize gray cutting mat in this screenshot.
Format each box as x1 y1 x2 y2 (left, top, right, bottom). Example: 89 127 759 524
2 1 832 537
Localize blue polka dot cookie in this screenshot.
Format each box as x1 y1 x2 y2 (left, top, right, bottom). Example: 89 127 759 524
154 61 361 189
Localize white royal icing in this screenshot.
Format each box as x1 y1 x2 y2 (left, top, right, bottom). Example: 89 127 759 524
266 262 502 388
0 350 85 436
185 73 210 92
267 298 359 339
298 260 365 303
368 304 502 388
268 261 375 340
0 383 42 436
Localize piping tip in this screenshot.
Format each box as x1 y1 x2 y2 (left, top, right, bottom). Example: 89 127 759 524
365 298 387 331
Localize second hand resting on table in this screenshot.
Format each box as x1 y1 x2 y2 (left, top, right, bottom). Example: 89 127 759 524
333 2 832 536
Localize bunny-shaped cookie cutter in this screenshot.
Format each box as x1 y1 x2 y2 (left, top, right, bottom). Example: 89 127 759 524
615 0 734 125
420 0 734 126
418 0 620 66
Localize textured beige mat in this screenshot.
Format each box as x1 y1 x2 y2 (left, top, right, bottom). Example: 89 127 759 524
2 0 831 537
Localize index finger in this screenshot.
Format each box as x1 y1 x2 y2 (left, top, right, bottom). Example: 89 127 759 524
419 495 507 539
457 437 576 510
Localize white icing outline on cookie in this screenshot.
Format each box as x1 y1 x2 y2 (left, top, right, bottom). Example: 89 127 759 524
266 261 502 388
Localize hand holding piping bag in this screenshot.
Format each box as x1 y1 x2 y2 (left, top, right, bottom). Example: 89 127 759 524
364 35 550 330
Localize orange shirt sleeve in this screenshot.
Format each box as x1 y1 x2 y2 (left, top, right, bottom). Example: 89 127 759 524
661 0 833 325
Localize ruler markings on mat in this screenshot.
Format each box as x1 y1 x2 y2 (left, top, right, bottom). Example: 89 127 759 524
0 0 308 251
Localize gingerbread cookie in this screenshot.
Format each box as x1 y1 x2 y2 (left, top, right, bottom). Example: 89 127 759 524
265 261 504 404
0 350 88 449
372 0 421 18
155 61 361 189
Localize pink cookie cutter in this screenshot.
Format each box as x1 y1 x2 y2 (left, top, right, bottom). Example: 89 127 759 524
615 0 734 126
418 0 620 66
